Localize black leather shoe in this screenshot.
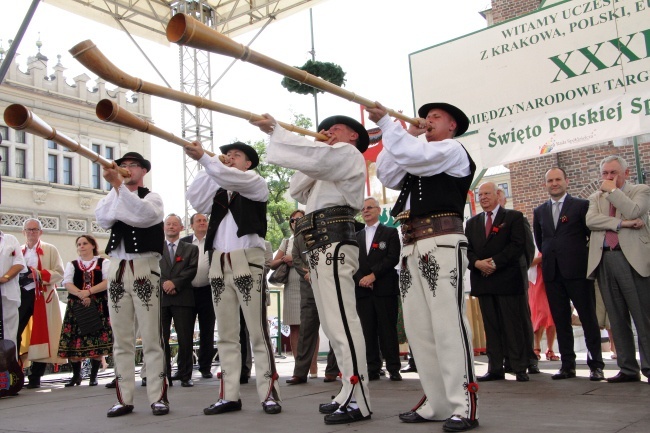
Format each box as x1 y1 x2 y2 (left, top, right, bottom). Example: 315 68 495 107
204 399 242 415
368 372 381 381
528 365 541 374
105 379 116 389
551 368 576 380
262 399 282 414
443 415 479 432
201 371 213 379
286 376 307 385
399 411 434 423
389 372 403 381
141 377 147 387
25 377 41 389
151 400 169 416
88 378 98 386
607 371 641 383
107 403 134 418
239 376 249 384
590 368 605 381
319 401 340 414
181 379 194 387
400 365 417 373
516 372 530 382
65 376 82 387
323 374 338 383
477 372 505 382
324 407 371 425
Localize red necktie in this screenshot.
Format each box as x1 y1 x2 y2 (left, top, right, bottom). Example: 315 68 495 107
605 203 619 249
485 211 493 237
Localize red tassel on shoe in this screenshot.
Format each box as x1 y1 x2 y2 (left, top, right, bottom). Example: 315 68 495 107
350 375 359 384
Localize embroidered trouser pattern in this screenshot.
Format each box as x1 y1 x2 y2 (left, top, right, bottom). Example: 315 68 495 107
107 256 167 406
401 234 478 421
308 241 371 416
208 248 280 404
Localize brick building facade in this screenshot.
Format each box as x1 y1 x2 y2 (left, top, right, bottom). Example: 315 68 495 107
489 0 650 222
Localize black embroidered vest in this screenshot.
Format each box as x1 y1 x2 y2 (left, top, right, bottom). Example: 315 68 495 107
204 188 267 252
105 187 164 255
72 257 105 290
391 146 476 218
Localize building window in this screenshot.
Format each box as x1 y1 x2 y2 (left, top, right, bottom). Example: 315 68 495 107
0 146 7 175
474 188 480 202
15 148 26 178
0 126 8 140
48 154 58 183
90 143 116 191
47 140 57 149
15 130 26 144
63 156 73 185
498 183 510 197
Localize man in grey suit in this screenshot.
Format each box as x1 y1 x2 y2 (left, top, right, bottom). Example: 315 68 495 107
586 155 650 384
160 214 199 387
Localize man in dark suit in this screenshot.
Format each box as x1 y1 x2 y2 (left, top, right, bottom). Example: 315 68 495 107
533 167 604 381
466 182 530 382
160 214 199 387
354 197 402 381
180 213 216 379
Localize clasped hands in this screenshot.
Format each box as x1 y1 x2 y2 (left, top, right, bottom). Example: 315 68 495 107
162 280 177 296
475 258 496 277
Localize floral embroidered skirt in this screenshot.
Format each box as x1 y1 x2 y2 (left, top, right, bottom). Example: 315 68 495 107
58 294 113 358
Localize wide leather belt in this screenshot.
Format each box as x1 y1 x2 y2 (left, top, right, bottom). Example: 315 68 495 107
295 206 357 251
401 213 464 246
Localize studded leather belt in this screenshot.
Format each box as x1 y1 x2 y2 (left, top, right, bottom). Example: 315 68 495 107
401 213 464 246
295 206 358 251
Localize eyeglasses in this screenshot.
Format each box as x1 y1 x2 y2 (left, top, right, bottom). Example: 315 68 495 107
119 163 141 168
289 217 301 223
24 228 41 232
362 206 379 211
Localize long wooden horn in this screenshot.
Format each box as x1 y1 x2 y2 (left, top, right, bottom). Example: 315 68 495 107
69 40 328 140
3 104 131 177
95 99 216 157
166 13 419 127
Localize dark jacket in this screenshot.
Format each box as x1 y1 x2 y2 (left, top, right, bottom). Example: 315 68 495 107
160 240 199 308
354 223 400 298
466 207 527 296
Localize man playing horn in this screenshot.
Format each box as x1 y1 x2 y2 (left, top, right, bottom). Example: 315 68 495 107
252 114 372 425
184 141 281 416
95 152 169 418
367 102 479 432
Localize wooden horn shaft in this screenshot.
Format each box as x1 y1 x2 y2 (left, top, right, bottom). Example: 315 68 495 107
70 40 328 140
166 13 419 127
95 99 216 157
3 104 130 178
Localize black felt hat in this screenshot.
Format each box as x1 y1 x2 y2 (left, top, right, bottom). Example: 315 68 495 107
220 141 260 170
115 151 151 172
317 115 370 153
417 102 469 137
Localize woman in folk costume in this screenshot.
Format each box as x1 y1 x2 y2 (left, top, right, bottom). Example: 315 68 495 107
18 218 66 389
58 235 113 386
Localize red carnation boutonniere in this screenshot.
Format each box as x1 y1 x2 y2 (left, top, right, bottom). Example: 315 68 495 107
371 242 379 249
560 216 569 223
175 256 182 263
491 226 500 234
36 247 44 255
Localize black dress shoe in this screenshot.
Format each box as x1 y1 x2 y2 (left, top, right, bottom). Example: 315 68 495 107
141 377 147 387
64 376 82 387
477 372 505 382
389 372 403 381
324 407 371 425
368 372 381 381
105 379 116 389
201 372 213 379
551 368 576 380
590 368 605 381
286 376 307 385
399 411 434 423
25 377 41 389
400 365 417 373
262 399 282 414
88 378 98 386
607 371 641 383
318 401 340 414
323 374 338 383
239 376 249 384
151 400 169 416
528 365 541 374
204 399 242 415
181 379 194 387
516 372 530 382
107 403 134 418
443 415 479 432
